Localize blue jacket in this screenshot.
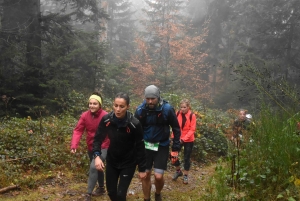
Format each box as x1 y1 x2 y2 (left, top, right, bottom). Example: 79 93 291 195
134 100 181 151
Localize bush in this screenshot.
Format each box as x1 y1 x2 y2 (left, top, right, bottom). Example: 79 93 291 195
0 93 233 189
236 108 300 200
205 107 300 200
192 109 230 162
0 114 89 188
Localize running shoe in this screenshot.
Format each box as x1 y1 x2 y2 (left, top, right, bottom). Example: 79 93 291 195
155 193 162 201
172 170 183 180
183 175 188 184
92 186 106 196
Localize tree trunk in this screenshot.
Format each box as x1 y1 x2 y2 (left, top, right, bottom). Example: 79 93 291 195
24 0 43 98
0 0 43 115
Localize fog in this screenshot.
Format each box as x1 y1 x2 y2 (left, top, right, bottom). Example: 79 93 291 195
1 0 300 116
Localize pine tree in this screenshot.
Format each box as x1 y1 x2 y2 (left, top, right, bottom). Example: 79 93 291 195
0 0 109 117
0 0 44 115
107 0 137 62
126 0 208 99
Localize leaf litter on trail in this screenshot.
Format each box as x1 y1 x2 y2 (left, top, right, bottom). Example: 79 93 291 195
0 161 217 201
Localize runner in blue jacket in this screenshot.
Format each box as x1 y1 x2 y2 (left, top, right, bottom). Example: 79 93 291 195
135 85 181 201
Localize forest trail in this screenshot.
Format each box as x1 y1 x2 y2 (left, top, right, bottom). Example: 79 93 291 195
0 161 217 201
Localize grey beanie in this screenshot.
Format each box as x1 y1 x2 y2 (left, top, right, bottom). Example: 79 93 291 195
144 85 160 99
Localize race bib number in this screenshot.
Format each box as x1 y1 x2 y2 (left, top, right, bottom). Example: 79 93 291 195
144 141 159 151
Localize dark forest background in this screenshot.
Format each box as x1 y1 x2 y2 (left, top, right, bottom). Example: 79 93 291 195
2 2 300 200
1 0 300 118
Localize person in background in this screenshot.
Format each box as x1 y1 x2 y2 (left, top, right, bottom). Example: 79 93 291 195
297 122 300 133
232 109 251 147
246 113 252 121
70 92 109 201
171 99 196 184
135 85 181 201
93 92 147 201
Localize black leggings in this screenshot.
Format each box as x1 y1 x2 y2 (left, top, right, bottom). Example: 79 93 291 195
106 163 136 201
173 141 194 171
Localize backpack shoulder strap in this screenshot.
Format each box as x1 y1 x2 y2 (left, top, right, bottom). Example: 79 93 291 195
103 116 111 127
189 112 194 122
137 108 147 126
177 111 194 122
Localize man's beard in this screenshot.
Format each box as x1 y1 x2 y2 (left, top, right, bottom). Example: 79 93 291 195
147 104 155 109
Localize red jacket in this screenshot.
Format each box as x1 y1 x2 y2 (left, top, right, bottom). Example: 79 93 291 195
71 109 109 151
176 110 196 142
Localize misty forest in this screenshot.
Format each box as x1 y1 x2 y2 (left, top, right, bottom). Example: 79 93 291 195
1 0 300 200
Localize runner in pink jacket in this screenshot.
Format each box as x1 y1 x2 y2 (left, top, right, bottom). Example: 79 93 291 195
70 92 109 200
71 109 109 151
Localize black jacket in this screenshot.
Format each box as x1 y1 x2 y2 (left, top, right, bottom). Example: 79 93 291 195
232 118 251 137
93 111 146 172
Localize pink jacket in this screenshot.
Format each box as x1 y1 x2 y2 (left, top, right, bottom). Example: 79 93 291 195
71 109 109 151
177 110 196 142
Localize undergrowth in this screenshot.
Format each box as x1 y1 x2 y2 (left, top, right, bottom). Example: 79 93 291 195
202 62 300 201
0 114 89 189
0 91 230 190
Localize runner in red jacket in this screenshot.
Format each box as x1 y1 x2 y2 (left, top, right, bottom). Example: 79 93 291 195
172 99 196 184
70 92 109 200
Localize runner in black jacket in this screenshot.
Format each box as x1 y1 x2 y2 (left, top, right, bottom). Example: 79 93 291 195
92 92 147 201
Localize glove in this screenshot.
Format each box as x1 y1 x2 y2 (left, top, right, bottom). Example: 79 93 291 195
170 151 178 164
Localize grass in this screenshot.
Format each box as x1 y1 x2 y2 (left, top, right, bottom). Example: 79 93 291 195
203 106 300 200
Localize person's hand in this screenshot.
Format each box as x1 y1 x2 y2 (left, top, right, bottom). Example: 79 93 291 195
94 156 105 171
139 172 147 180
70 149 76 154
170 151 178 164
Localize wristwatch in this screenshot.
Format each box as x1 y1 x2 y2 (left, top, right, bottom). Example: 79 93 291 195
93 152 101 159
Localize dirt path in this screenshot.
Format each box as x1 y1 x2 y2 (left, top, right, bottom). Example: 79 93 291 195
0 161 217 201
